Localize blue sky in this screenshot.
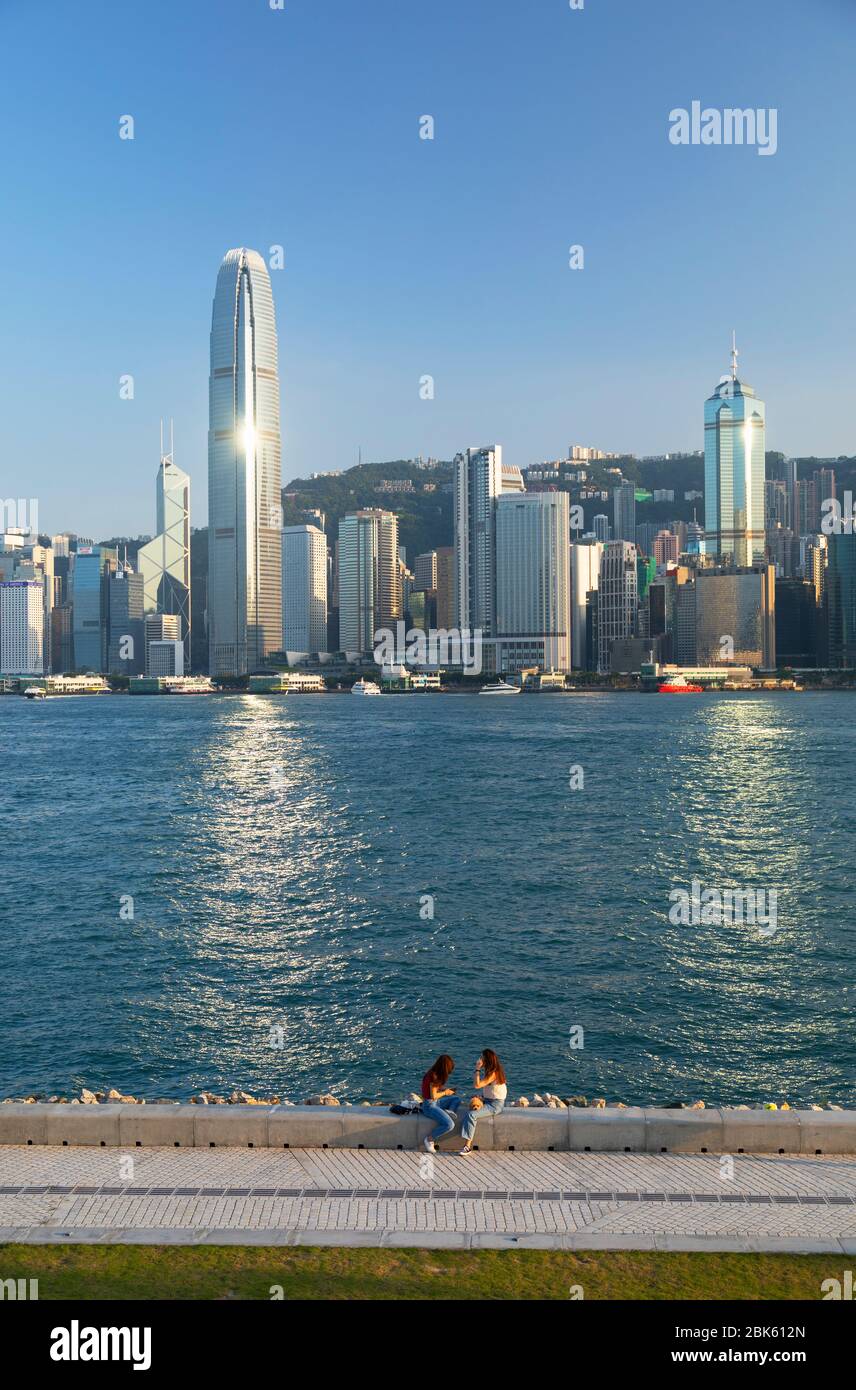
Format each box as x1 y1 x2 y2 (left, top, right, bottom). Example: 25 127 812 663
1 0 854 537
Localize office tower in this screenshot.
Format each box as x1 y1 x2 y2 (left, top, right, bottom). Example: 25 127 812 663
281 524 328 653
635 522 658 555
653 530 679 567
704 336 766 565
137 425 192 668
775 579 817 668
434 546 455 629
148 640 185 677
10 540 55 672
612 481 636 543
570 539 603 669
72 546 116 671
51 604 73 674
592 514 610 543
414 551 438 592
597 541 637 672
674 581 697 664
495 492 570 673
670 519 688 553
208 248 282 675
144 613 181 676
338 509 400 653
106 569 145 675
0 580 44 674
694 566 776 668
826 534 856 668
454 446 519 636
767 527 799 578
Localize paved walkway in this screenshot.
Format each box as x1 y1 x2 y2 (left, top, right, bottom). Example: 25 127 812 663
2 1146 856 1251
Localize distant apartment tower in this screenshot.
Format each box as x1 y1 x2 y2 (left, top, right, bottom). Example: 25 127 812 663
0 580 44 674
570 539 603 669
495 492 571 673
704 338 766 565
145 613 181 676
612 481 636 543
137 428 191 669
208 248 282 675
592 514 610 544
281 524 328 653
338 509 400 653
653 530 679 567
597 541 638 673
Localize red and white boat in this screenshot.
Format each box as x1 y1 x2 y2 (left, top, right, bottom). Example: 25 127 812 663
657 672 703 694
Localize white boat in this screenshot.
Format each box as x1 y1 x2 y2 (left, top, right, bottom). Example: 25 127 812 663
479 679 520 696
351 678 381 696
24 686 47 700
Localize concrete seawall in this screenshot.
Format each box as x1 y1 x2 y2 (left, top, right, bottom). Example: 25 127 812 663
1 1105 854 1154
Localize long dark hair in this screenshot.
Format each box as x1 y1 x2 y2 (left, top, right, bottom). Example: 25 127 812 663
481 1048 506 1084
427 1054 455 1086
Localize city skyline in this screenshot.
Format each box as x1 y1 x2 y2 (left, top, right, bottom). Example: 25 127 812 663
3 0 855 537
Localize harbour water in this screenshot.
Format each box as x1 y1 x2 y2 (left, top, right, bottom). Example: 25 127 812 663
1 692 853 1106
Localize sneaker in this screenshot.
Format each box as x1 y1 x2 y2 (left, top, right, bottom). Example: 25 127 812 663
456 1145 472 1156
422 1137 435 1153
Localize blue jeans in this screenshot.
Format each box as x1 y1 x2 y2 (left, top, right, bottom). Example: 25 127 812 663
461 1097 504 1143
422 1094 462 1142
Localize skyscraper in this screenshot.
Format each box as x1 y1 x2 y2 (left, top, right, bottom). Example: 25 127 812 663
72 545 117 671
704 335 766 566
208 248 282 675
106 567 145 675
494 491 571 673
137 425 191 669
826 534 856 668
453 445 512 637
281 524 328 653
338 509 400 653
570 539 603 670
597 541 638 672
613 481 636 543
694 566 776 668
0 580 44 675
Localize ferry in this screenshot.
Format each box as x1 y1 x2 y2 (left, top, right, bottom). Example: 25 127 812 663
479 679 521 696
24 686 47 700
351 678 381 696
658 672 703 694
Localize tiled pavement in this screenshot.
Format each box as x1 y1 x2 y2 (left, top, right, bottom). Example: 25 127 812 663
1 1146 856 1251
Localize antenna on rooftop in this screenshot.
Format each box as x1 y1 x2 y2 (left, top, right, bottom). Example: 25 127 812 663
731 330 739 381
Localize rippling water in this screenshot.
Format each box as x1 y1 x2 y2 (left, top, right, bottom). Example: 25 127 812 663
1 691 853 1106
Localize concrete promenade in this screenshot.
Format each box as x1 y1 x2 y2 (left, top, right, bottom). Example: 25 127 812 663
2 1145 856 1253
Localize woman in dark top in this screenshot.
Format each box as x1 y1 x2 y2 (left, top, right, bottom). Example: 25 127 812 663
420 1054 462 1152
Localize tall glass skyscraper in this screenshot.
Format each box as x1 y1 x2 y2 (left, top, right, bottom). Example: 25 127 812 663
137 428 191 670
704 338 766 566
208 248 282 675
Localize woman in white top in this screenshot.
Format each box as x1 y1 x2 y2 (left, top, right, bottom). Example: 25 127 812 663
458 1049 508 1155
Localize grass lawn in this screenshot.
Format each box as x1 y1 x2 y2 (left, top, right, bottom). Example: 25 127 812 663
0 1244 839 1300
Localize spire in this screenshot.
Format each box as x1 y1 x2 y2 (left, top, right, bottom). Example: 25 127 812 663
730 330 739 381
